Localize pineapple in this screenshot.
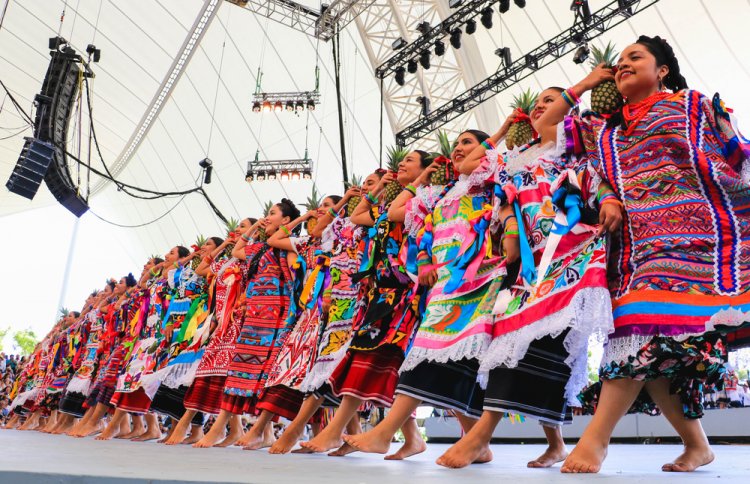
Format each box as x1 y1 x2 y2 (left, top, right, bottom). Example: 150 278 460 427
383 146 409 205
59 307 70 318
589 42 624 115
256 200 274 242
191 235 207 269
506 89 538 149
429 129 454 186
345 174 363 217
225 217 239 237
302 186 323 234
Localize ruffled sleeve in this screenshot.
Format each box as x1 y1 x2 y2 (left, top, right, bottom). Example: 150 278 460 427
289 235 311 256
699 91 750 183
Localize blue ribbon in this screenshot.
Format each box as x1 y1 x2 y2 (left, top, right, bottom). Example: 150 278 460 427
550 186 583 237
404 235 420 276
444 215 490 294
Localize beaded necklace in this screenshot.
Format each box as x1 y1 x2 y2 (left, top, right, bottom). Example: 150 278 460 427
621 91 672 136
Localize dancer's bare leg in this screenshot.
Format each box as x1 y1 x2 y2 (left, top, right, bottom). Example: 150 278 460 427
344 394 419 454
68 407 93 435
157 418 178 444
118 414 145 439
329 414 364 457
299 395 362 453
216 414 243 447
164 410 196 445
133 413 162 442
561 378 645 473
238 410 276 450
644 378 715 472
18 410 40 430
39 410 58 432
194 410 231 448
436 410 502 468
75 403 109 438
385 416 427 460
95 408 126 440
182 423 205 444
271 395 324 454
51 413 75 434
528 424 568 468
4 414 21 429
117 412 131 436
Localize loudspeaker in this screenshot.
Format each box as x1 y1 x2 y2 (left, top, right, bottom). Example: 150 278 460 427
5 138 54 200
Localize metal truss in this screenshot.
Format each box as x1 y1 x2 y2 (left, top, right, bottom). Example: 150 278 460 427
246 157 314 181
252 90 320 103
316 0 378 40
396 0 662 146
353 0 498 151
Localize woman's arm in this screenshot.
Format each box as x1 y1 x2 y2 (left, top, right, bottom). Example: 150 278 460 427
267 211 316 251
388 163 437 222
232 220 263 259
458 112 519 175
351 172 396 226
311 187 359 238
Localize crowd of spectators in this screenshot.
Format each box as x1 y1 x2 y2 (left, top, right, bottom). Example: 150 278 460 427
0 353 25 424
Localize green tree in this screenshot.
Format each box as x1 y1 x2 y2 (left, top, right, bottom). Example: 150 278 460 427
13 329 39 356
0 327 10 352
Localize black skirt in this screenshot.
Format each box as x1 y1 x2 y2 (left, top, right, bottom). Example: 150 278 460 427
483 331 573 426
150 385 205 425
396 359 484 418
58 391 86 418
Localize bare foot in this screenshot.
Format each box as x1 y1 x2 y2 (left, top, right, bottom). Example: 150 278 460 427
216 426 243 448
528 445 569 468
164 421 191 446
194 424 226 448
75 420 105 438
436 433 488 469
662 445 715 472
132 427 162 442
560 439 607 473
182 427 204 445
269 426 305 454
95 422 120 441
385 438 428 461
328 442 358 457
343 430 391 455
242 432 276 450
117 425 146 440
298 429 343 453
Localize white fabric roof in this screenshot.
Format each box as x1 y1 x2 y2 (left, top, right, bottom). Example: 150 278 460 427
2 0 750 258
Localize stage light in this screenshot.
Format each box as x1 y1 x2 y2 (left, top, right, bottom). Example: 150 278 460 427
407 59 418 74
571 0 592 24
416 21 431 35
274 101 283 112
499 0 510 14
573 43 590 64
307 99 316 111
525 53 539 70
280 170 290 181
449 28 462 49
286 101 295 111
465 19 477 35
252 102 261 112
419 50 431 70
268 170 277 180
417 96 430 118
245 172 254 182
291 171 301 181
302 169 312 179
296 101 305 112
257 170 266 181
617 0 634 16
392 37 407 50
514 0 526 7
495 47 512 68
199 158 213 184
480 8 493 29
395 66 406 86
449 0 463 7
262 101 272 112
434 39 445 56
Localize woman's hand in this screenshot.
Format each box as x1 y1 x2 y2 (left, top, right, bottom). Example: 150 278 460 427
414 162 439 187
598 203 623 235
503 235 520 264
343 186 361 202
497 108 521 138
163 325 173 342
580 63 615 92
418 266 438 287
375 172 397 192
304 210 318 220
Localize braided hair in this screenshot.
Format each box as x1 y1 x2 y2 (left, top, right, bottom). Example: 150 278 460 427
414 150 433 168
276 198 301 235
124 273 137 288
459 129 490 145
607 35 688 129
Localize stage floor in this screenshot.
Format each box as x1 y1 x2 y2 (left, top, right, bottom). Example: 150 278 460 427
1 429 748 483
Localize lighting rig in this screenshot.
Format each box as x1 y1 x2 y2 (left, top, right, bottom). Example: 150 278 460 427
394 0 659 147
252 90 320 113
245 154 314 183
377 0 526 83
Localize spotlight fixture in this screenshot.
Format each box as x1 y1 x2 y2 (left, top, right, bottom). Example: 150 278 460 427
571 0 592 25
480 8 493 29
85 44 101 63
514 0 526 7
286 101 295 111
395 66 406 86
465 19 477 35
252 102 261 112
448 0 463 8
573 43 590 64
307 99 316 111
303 170 312 180
392 37 407 50
419 50 431 70
257 170 266 181
291 171 301 181
407 59 418 74
434 39 446 56
416 96 431 118
499 0 510 14
199 158 213 185
245 172 254 183
280 170 290 181
262 101 272 112
268 171 277 180
495 47 512 68
416 21 431 35
449 28 462 49
525 54 539 70
273 101 283 112
617 0 634 16
252 90 320 115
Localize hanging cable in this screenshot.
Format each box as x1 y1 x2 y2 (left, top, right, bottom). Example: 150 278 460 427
57 1 67 36
379 77 384 168
331 29 348 185
0 0 10 33
205 13 229 157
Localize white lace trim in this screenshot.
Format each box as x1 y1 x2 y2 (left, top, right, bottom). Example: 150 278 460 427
298 342 352 393
479 287 614 407
139 356 203 398
398 333 492 374
65 376 92 396
554 121 568 158
9 388 38 410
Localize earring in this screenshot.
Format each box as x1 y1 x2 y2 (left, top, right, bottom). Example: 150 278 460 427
658 77 664 91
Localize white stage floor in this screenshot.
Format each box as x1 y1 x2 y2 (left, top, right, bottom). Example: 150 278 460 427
1 429 748 483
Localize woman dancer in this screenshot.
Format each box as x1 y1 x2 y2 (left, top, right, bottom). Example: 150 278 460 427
535 36 750 473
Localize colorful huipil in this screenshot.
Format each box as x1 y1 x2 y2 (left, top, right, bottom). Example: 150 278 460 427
480 138 613 404
140 264 208 398
47 318 85 396
300 216 365 392
223 242 294 402
265 236 330 391
115 277 170 396
65 308 106 396
569 90 750 417
398 153 505 374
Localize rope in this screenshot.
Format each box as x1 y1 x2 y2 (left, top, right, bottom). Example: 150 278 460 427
206 12 229 156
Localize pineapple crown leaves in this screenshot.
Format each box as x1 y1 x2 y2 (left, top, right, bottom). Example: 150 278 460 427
58 307 70 318
436 130 454 158
262 200 274 217
303 185 323 211
589 41 618 69
225 217 240 234
194 234 207 247
149 253 161 262
510 88 539 114
345 173 363 189
386 145 409 171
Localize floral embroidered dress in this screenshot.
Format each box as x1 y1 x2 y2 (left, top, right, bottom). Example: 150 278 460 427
265 236 329 391
481 138 613 404
300 216 365 392
399 154 504 373
65 308 105 396
569 90 750 417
